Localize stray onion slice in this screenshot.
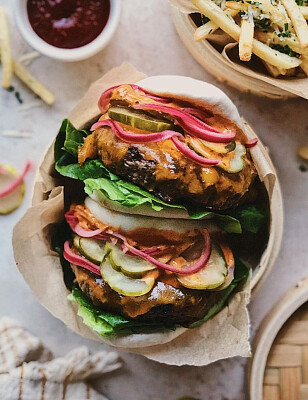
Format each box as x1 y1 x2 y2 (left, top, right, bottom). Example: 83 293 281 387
98 84 170 113
0 164 27 214
0 161 31 198
172 136 220 166
91 119 181 143
134 103 236 143
63 240 101 275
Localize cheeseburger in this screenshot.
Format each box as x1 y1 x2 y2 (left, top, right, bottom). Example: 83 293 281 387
53 76 268 337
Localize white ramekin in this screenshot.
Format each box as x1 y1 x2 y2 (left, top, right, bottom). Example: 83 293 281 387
14 0 121 62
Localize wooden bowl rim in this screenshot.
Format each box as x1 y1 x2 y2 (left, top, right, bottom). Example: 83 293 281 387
170 6 299 99
248 277 308 399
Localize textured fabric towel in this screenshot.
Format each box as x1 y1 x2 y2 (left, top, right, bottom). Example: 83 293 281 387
0 317 121 400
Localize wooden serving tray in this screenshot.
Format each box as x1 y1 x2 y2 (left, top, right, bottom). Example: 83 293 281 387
249 278 308 399
170 6 296 99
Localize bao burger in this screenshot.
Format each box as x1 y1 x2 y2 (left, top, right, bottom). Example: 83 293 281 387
53 76 268 337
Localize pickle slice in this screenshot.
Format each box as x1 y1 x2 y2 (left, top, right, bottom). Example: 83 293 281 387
201 140 236 154
73 234 81 249
189 138 245 173
108 106 174 132
219 143 246 173
106 243 156 277
100 258 156 296
177 243 227 290
79 237 107 265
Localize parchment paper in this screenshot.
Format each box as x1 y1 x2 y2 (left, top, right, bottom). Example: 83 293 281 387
169 0 308 99
13 63 279 366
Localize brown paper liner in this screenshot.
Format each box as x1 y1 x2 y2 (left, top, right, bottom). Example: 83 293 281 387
169 2 308 99
13 63 282 366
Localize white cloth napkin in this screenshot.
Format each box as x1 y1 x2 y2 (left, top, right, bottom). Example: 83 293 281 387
0 317 121 400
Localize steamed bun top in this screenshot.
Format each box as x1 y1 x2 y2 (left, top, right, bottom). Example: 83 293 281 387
137 75 243 129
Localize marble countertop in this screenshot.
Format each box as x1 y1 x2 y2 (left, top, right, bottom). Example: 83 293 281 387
1 1 308 399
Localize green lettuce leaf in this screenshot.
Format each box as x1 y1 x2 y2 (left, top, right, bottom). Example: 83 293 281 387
68 285 173 336
229 204 267 234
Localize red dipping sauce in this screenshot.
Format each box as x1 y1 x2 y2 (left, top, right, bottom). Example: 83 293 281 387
27 0 110 49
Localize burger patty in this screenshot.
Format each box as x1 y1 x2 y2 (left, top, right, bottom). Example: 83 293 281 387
92 127 257 210
71 264 223 326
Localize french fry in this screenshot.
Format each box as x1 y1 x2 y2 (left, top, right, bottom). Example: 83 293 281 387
300 55 308 74
194 20 220 40
300 6 308 19
239 19 254 61
281 0 308 48
12 60 55 105
0 7 13 89
263 62 287 76
253 39 301 68
0 49 55 105
192 0 302 68
255 30 308 57
226 0 288 29
194 9 238 41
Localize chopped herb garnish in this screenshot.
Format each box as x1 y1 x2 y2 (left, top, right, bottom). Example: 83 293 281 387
299 165 308 172
254 18 271 32
247 1 262 5
15 91 23 104
278 23 291 38
271 44 300 58
6 85 14 92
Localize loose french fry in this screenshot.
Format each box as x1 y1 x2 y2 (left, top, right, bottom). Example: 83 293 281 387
281 0 308 48
192 0 302 68
194 9 238 41
0 7 13 89
12 60 55 105
300 6 308 19
239 19 254 61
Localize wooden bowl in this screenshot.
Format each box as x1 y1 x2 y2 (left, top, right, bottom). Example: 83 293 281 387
249 278 308 399
170 6 297 99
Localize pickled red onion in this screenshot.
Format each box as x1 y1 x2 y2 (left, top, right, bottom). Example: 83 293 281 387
122 229 212 275
245 138 258 148
65 212 212 275
182 107 212 121
134 103 235 143
91 119 181 143
63 240 101 275
171 137 220 166
65 211 103 237
0 161 31 198
214 264 235 291
98 84 170 113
